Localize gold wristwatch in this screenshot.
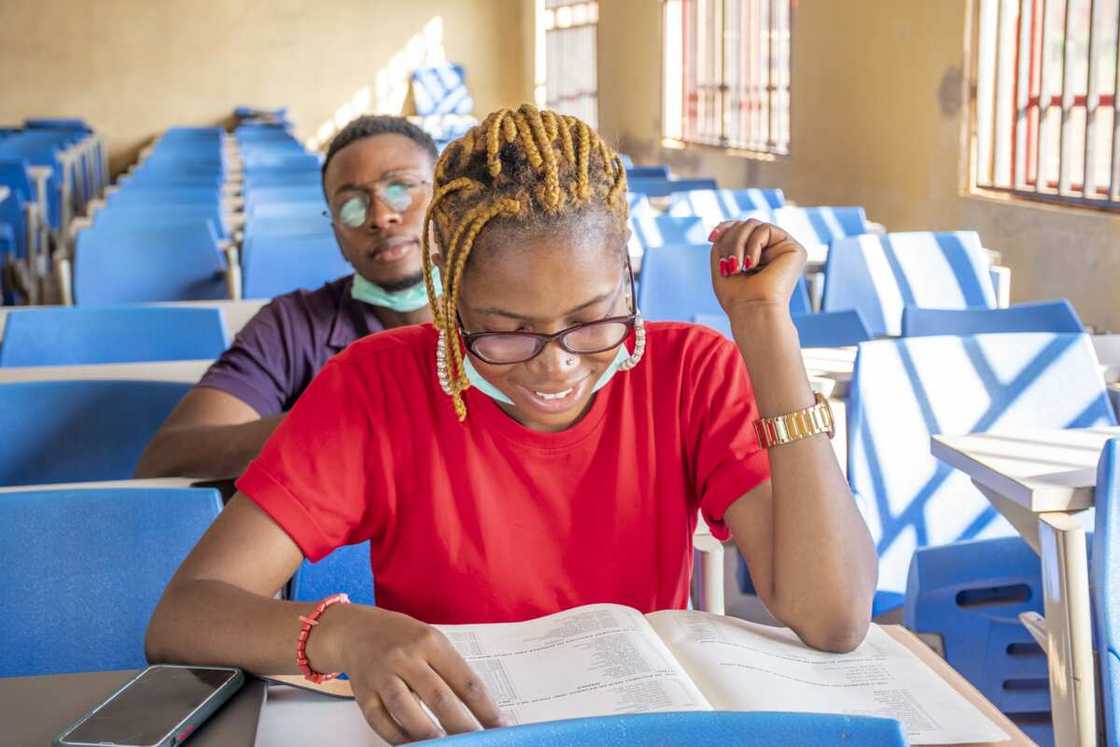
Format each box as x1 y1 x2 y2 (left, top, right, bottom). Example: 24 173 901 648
754 392 835 448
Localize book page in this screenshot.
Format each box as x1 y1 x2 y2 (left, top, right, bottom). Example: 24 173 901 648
437 603 712 725
646 611 1008 745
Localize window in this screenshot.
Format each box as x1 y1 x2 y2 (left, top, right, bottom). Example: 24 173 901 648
972 0 1120 208
662 0 792 155
542 1 599 128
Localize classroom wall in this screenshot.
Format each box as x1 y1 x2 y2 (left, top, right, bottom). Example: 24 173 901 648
598 0 1120 331
0 0 533 174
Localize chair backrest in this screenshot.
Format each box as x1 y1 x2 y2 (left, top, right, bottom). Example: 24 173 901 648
627 177 719 197
628 214 707 253
0 306 229 366
902 299 1084 337
848 333 1116 596
823 231 996 337
0 486 221 676
639 243 813 322
74 223 227 305
241 234 351 299
695 307 864 347
668 188 785 228
290 541 375 606
1093 437 1120 746
626 166 671 179
905 536 1048 721
0 379 191 486
432 712 907 746
771 206 869 245
412 63 474 116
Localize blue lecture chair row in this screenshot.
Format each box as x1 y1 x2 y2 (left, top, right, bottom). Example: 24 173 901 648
235 120 343 299
0 305 229 367
0 379 190 487
69 126 233 305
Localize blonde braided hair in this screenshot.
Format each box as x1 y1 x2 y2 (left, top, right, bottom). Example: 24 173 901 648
422 104 629 421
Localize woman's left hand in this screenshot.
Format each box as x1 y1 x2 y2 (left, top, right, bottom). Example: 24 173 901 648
708 219 807 320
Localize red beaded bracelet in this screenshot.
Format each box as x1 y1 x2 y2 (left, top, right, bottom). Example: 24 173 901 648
296 592 351 684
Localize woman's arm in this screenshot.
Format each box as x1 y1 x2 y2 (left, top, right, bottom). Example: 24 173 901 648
710 220 877 652
133 388 283 479
147 493 504 743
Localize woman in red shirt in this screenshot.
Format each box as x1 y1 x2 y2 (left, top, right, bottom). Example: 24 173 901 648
147 105 876 743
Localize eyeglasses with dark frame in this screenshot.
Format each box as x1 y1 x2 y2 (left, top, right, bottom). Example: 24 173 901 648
458 263 639 365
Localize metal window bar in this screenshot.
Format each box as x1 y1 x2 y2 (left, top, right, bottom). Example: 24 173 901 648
975 0 1119 208
670 0 790 154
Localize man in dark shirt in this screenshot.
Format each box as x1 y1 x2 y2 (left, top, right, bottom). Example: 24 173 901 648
135 116 437 478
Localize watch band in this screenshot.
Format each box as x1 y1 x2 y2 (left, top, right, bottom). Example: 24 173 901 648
754 392 835 448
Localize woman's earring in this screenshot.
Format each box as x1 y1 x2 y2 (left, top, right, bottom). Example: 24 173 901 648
620 313 646 371
436 327 453 394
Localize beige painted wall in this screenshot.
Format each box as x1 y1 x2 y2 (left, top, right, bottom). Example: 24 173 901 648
0 0 533 174
598 0 1120 331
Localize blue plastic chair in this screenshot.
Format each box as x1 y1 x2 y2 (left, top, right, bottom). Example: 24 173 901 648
771 205 869 247
241 234 351 299
0 306 229 366
628 214 707 253
1093 438 1120 746
668 188 785 228
627 177 719 197
423 712 907 746
290 541 375 607
823 231 996 337
694 308 866 349
626 166 671 179
639 243 811 321
902 299 1084 337
0 380 190 486
412 63 474 116
848 333 1116 609
73 223 228 304
905 537 1051 744
0 486 221 676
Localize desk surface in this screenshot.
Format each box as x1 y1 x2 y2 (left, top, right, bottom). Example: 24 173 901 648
1 668 265 747
932 426 1120 513
0 358 212 383
255 626 1029 747
1 626 1027 747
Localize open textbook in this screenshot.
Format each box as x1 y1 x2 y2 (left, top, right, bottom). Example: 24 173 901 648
268 604 1009 745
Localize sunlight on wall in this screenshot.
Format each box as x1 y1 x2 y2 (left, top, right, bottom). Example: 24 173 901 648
306 16 447 151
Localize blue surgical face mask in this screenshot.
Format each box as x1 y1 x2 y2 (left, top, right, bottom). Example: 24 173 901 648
351 267 441 313
464 343 630 406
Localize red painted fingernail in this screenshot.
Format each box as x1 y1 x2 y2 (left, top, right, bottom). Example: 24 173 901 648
727 256 740 274
743 256 753 269
718 258 729 276
708 229 720 242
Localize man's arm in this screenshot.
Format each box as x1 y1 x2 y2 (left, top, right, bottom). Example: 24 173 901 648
134 387 284 479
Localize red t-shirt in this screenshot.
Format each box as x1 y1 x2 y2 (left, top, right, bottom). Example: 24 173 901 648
237 322 770 624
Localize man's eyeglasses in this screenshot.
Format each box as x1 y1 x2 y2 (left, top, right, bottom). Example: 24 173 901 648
459 264 638 365
328 176 432 228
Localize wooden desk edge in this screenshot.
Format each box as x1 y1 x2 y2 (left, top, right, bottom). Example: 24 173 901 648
882 625 1033 746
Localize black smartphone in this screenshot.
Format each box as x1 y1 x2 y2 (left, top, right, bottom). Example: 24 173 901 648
53 665 244 747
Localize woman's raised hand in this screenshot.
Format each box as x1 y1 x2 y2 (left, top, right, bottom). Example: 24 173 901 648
708 218 808 319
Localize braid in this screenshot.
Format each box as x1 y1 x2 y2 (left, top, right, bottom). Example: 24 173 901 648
421 104 629 422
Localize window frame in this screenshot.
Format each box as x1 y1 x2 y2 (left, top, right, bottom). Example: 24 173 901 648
541 0 600 129
661 0 794 158
968 0 1120 212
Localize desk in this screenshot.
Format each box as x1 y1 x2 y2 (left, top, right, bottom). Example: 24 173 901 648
932 426 1120 747
0 669 265 746
0 358 212 384
254 626 1029 746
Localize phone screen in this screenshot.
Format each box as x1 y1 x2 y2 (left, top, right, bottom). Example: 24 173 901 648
63 667 236 745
